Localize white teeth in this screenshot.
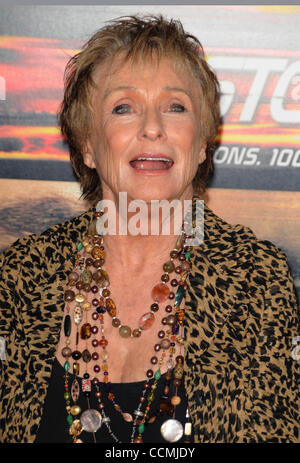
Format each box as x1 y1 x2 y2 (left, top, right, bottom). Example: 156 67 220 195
135 157 171 162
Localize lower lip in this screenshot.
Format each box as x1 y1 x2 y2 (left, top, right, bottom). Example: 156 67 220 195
129 161 174 175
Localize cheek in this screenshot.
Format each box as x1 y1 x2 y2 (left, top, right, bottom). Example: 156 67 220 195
104 123 133 157
175 126 200 158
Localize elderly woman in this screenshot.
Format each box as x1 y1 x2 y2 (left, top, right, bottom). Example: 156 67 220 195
0 15 299 444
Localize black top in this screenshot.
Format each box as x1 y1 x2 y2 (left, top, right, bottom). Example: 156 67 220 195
35 358 192 443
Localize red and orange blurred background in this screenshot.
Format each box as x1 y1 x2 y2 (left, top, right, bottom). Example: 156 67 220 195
0 5 299 301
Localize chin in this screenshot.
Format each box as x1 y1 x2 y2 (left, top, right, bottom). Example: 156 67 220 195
126 188 178 204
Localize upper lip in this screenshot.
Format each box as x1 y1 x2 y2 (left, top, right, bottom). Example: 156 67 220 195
130 153 174 162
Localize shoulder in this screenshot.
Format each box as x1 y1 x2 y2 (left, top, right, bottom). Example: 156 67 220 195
202 203 298 302
0 207 95 285
203 202 289 266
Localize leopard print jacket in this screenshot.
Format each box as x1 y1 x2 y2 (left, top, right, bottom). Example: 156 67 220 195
0 201 299 443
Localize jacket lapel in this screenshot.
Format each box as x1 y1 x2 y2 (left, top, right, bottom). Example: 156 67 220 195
183 201 254 365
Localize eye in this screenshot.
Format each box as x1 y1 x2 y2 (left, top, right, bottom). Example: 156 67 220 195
168 103 186 112
112 104 132 114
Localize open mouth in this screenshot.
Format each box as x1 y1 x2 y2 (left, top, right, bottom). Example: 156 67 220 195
129 156 174 170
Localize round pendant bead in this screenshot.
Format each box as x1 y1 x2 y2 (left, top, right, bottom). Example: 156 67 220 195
160 419 184 442
80 409 102 433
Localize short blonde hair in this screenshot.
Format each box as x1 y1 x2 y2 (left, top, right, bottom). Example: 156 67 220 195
58 14 220 203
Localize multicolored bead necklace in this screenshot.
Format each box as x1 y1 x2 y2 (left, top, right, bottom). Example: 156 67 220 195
61 203 194 443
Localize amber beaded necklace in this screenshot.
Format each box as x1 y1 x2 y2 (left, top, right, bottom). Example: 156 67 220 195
61 201 195 443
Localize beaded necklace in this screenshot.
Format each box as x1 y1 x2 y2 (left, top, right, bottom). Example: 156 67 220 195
61 203 195 443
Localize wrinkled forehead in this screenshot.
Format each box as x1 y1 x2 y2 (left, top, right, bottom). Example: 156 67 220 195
91 49 201 97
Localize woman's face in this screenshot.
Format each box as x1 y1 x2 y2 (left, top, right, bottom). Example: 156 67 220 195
84 55 206 204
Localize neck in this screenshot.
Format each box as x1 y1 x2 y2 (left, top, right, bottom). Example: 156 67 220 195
96 191 195 272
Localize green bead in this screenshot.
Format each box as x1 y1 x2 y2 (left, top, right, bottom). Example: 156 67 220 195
148 392 155 403
64 391 70 401
77 242 83 251
185 251 191 261
174 284 185 307
138 423 145 434
64 360 70 371
67 414 73 425
154 369 161 380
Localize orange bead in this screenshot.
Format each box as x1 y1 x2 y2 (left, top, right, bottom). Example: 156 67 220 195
106 298 116 312
99 339 108 346
171 395 181 406
151 283 170 303
108 308 117 317
91 246 105 259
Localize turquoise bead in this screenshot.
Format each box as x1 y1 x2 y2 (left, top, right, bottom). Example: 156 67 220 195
67 414 73 425
185 251 191 260
64 360 70 371
77 242 83 251
154 369 161 380
138 423 145 434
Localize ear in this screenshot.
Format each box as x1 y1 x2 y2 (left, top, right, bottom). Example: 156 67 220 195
199 142 207 165
82 140 96 170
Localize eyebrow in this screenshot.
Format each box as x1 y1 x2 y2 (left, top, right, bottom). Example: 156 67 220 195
103 85 192 101
103 86 138 100
162 86 193 100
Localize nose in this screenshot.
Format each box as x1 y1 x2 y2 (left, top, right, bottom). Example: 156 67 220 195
138 107 166 141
